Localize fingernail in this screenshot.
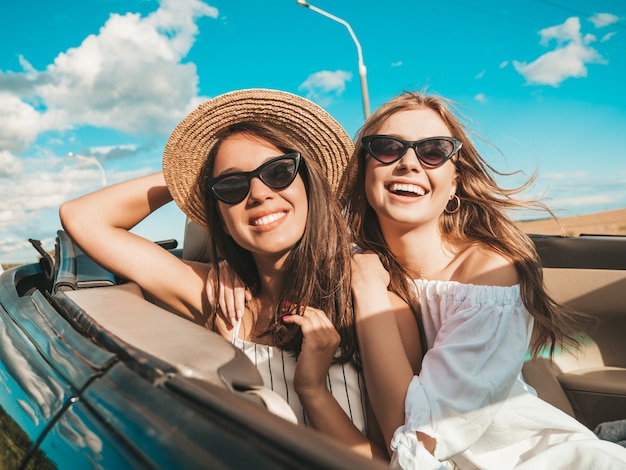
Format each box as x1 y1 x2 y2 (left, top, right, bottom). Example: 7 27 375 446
281 300 291 312
281 314 292 320
236 309 243 321
230 316 237 326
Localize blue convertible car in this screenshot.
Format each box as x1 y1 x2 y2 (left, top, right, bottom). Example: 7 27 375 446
0 228 387 469
1 223 625 468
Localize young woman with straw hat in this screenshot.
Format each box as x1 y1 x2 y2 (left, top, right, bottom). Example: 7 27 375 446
60 89 385 460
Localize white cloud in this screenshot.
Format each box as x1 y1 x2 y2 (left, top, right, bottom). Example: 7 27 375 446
298 70 353 106
81 143 149 162
499 61 509 69
531 170 626 212
553 193 618 207
0 157 155 262
88 144 137 156
391 61 403 67
512 17 606 87
0 157 94 232
0 93 49 153
601 32 617 42
539 17 584 45
475 70 486 79
0 150 24 177
0 237 38 259
589 13 619 28
541 170 588 180
0 0 218 153
474 93 487 103
0 0 217 264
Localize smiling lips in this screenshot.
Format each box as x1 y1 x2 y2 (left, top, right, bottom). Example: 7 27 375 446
251 211 287 227
388 182 427 197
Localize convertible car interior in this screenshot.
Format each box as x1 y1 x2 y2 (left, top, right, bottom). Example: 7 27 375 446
1 218 625 468
522 235 626 430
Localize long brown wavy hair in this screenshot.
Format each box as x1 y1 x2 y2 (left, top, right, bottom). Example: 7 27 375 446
342 90 582 358
198 121 356 364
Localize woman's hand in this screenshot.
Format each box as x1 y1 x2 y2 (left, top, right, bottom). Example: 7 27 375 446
206 261 251 326
351 251 390 290
283 306 389 461
351 252 391 319
281 307 340 398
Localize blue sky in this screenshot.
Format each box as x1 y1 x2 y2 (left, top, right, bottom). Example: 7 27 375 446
1 0 625 263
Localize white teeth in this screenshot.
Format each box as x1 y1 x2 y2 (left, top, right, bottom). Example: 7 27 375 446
253 212 286 226
390 183 426 196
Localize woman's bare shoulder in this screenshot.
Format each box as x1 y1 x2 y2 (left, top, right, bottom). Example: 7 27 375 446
456 244 518 286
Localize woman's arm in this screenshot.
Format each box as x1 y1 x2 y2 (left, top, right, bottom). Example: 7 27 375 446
351 252 424 453
59 172 211 323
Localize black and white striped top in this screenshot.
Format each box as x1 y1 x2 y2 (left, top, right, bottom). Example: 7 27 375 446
232 323 367 433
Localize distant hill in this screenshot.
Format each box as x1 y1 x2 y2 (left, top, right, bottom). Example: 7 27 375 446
516 207 626 236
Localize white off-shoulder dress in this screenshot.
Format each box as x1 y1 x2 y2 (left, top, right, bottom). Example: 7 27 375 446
391 279 626 470
231 321 368 433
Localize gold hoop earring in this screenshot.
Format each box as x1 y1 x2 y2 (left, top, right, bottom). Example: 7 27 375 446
445 194 460 214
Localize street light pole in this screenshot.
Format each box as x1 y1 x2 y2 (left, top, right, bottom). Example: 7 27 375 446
297 1 371 118
67 152 107 187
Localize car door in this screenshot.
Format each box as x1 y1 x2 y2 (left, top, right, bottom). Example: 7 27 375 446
2 245 389 470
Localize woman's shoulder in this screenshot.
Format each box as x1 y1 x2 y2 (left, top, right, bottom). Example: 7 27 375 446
453 243 518 287
412 244 523 308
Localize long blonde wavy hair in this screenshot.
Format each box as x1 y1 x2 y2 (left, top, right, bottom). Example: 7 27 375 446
342 90 582 357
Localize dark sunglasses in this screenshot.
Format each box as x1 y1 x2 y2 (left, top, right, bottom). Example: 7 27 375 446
205 153 301 204
362 135 462 167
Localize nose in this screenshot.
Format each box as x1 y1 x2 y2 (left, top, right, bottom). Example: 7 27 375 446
247 176 274 204
396 146 423 172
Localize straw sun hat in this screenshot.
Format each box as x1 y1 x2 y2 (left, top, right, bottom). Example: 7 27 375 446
163 88 355 228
